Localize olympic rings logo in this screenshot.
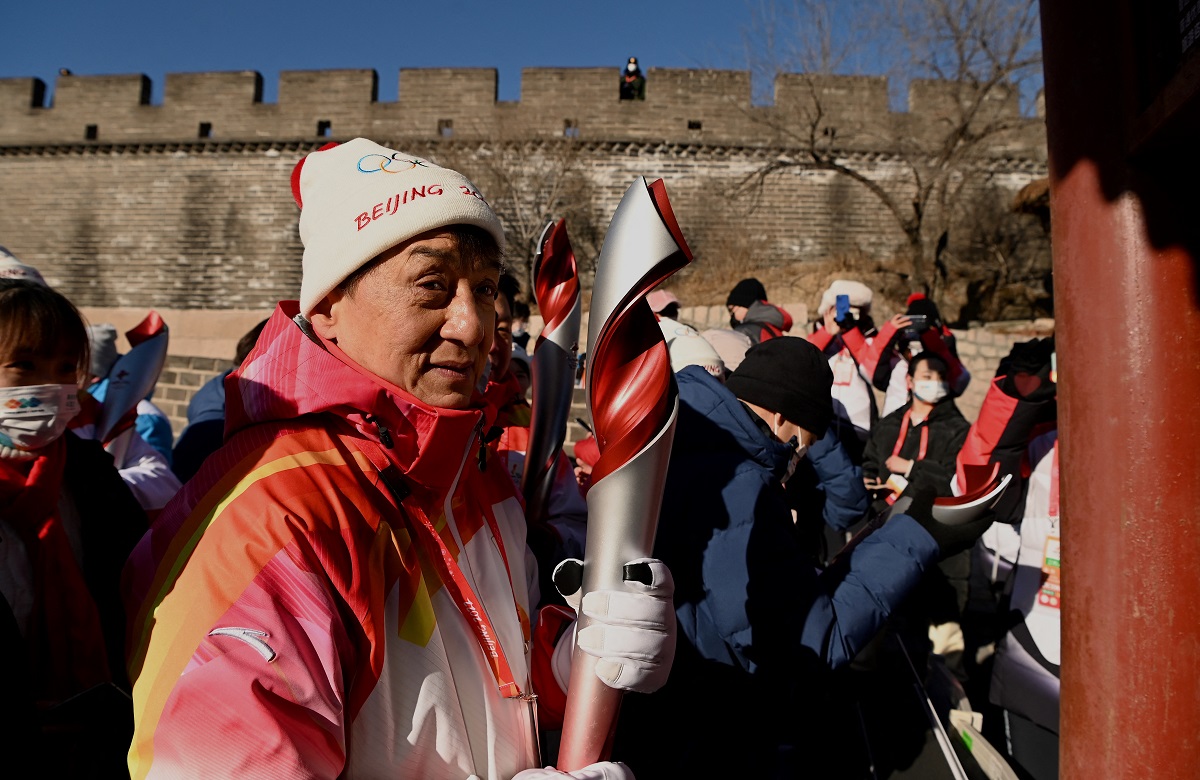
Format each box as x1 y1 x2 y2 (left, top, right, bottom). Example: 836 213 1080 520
357 153 431 174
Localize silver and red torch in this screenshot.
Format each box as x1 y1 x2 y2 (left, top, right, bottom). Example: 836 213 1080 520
556 178 692 770
521 218 581 527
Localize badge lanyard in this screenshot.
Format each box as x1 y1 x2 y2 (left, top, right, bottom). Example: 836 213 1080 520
357 439 527 699
1039 439 1061 610
1047 440 1060 525
891 408 929 461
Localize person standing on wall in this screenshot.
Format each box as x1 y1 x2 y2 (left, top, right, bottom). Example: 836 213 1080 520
619 56 646 100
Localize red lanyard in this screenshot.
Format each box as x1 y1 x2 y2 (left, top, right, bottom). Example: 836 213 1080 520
357 438 526 699
891 408 929 461
1048 439 1060 521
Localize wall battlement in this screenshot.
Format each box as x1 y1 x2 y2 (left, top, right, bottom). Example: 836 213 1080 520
0 66 1044 154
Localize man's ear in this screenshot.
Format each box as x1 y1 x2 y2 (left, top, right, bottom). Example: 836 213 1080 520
308 288 346 342
772 411 787 432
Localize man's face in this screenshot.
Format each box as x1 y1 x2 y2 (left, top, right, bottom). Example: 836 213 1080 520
311 229 500 409
727 304 749 324
489 294 514 380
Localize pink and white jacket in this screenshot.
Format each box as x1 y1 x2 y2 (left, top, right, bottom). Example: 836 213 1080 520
123 302 548 779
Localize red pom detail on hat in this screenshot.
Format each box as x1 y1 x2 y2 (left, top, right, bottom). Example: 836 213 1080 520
290 142 341 208
906 292 927 307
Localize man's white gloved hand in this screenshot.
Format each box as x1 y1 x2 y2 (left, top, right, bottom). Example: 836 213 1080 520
551 557 676 694
511 760 636 780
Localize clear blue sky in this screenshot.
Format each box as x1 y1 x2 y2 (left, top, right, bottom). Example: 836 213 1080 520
1 0 762 104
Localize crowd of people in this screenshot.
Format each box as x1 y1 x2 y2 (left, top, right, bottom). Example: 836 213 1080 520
0 138 1059 779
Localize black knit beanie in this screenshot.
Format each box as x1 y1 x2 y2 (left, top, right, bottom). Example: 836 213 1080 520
725 337 834 435
726 278 768 308
906 296 942 325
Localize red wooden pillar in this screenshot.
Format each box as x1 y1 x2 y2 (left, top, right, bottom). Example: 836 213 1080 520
1040 1 1200 777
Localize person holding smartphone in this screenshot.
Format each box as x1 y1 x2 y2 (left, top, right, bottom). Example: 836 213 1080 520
872 293 972 417
806 279 881 465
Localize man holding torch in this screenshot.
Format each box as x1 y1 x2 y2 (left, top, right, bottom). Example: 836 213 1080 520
124 139 675 780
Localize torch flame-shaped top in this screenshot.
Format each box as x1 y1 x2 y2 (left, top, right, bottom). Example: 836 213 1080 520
534 219 580 345
587 179 692 484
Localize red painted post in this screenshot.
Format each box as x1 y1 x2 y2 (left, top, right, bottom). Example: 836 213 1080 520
1040 1 1200 777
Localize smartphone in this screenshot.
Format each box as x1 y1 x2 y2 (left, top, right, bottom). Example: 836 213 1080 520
905 314 930 331
835 294 851 321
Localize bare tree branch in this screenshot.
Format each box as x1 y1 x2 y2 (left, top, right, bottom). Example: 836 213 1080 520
736 0 1044 317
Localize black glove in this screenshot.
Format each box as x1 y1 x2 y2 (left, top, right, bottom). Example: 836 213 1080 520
896 472 994 559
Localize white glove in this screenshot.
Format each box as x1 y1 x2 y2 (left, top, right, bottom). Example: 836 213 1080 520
551 557 676 694
511 760 636 780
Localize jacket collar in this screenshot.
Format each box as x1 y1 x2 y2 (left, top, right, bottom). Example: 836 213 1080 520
226 302 493 492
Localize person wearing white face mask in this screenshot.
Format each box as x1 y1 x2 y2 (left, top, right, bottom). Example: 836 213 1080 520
863 353 969 498
0 278 148 777
861 351 973 685
611 336 967 778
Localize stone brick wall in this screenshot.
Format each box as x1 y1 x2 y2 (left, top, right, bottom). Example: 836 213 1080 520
0 141 1043 313
0 66 1046 318
154 355 234 437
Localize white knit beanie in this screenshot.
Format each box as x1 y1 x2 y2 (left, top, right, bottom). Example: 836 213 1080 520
701 328 753 372
658 318 725 378
293 138 507 317
817 279 874 318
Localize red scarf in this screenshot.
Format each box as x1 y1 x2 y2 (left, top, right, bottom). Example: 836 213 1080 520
0 437 110 703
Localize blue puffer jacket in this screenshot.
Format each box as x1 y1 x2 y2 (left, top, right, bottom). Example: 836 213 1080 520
613 366 940 777
669 366 938 670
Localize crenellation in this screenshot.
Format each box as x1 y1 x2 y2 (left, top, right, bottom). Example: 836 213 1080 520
0 66 1046 150
648 68 752 108
400 68 497 108
274 69 380 139
278 69 379 107
0 77 47 111
396 68 500 139
774 73 893 146
53 73 151 111
160 71 264 141
907 78 1021 124
642 68 753 140
164 71 263 107
518 68 618 139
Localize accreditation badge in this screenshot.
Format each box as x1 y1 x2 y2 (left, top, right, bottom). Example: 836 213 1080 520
832 353 856 386
1038 535 1061 610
